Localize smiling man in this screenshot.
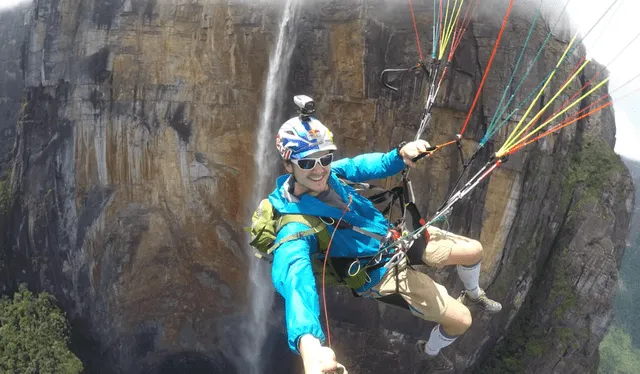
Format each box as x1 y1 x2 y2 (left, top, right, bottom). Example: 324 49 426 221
266 96 501 374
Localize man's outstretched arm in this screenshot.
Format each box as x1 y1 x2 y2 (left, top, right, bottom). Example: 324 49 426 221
271 222 325 352
332 140 431 182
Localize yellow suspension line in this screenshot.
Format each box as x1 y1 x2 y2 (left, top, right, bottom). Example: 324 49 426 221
497 31 580 156
440 0 466 60
441 0 452 54
506 76 610 152
503 58 590 151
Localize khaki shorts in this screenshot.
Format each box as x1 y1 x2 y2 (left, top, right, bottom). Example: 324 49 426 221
359 226 480 323
422 226 481 267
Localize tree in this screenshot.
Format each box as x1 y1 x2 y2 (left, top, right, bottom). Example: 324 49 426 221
613 158 640 347
0 284 83 373
599 326 640 374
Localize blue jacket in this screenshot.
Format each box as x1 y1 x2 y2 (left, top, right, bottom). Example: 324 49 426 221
268 149 406 353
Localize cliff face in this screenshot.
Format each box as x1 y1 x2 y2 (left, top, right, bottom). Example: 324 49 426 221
0 5 25 179
4 0 287 372
0 0 634 373
0 3 29 298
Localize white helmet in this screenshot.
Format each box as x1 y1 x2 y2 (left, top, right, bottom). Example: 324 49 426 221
275 116 337 160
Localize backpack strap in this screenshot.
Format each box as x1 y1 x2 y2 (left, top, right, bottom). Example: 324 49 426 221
271 213 377 290
273 214 386 252
267 214 330 255
318 216 385 242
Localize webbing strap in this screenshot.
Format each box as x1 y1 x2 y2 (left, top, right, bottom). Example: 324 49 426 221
352 226 384 241
274 213 386 255
268 215 328 255
339 177 401 217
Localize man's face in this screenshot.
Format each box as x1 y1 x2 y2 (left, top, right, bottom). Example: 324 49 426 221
285 150 333 196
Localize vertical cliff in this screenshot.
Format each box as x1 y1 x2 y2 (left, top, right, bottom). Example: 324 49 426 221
0 2 29 298
5 0 293 372
0 0 634 373
0 4 25 177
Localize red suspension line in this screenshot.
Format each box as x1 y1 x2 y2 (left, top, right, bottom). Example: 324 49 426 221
408 0 424 61
452 0 479 57
507 101 613 155
516 55 588 141
321 197 353 348
439 0 445 55
433 0 479 107
543 60 609 126
459 0 515 136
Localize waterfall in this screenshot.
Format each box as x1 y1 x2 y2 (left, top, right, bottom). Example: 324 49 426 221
243 0 300 372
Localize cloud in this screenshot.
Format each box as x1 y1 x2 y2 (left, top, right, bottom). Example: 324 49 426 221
0 0 29 11
567 0 640 161
614 111 640 162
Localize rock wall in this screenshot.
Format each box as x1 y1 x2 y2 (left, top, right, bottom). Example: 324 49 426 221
5 0 292 372
0 0 634 373
0 4 26 178
0 2 28 296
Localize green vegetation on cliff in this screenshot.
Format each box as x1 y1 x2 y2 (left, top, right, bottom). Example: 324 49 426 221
612 229 640 341
0 284 83 373
480 138 626 373
613 157 640 347
476 300 544 374
0 178 10 216
599 157 640 373
562 137 627 218
599 327 640 374
0 176 10 274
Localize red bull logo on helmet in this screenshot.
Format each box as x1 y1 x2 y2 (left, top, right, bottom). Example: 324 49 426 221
307 128 321 141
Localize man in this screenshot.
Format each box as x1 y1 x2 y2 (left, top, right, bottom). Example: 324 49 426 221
268 101 501 373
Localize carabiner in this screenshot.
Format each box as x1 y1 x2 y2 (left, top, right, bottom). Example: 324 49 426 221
320 216 336 226
348 260 361 277
384 251 406 269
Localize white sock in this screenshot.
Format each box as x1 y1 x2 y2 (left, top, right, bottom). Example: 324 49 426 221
424 324 458 356
457 262 481 299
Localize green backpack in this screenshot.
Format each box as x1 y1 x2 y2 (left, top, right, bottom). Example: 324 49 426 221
247 198 368 289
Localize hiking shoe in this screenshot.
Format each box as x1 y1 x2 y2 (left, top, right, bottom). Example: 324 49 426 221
458 288 502 313
414 340 454 372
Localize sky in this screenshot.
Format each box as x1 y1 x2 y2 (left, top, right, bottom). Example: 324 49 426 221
0 0 26 10
567 0 640 162
1 0 638 160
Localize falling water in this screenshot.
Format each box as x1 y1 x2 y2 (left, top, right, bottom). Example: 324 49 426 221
244 0 300 373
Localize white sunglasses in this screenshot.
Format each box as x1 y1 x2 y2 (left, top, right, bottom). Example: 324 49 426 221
291 153 334 170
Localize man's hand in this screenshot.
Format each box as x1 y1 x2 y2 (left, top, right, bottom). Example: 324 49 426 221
399 140 432 167
299 335 349 374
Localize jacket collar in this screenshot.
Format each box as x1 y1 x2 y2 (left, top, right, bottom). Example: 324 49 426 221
280 175 299 203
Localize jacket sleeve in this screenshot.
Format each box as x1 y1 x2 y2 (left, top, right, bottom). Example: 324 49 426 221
331 149 405 182
271 222 326 353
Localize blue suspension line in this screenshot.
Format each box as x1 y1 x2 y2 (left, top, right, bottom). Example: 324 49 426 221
483 0 544 144
480 0 573 146
481 0 621 146
432 0 439 59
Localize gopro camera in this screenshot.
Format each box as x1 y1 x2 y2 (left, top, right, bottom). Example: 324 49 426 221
294 95 315 119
